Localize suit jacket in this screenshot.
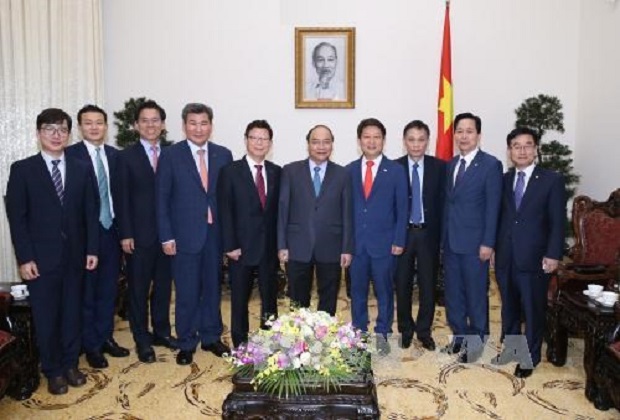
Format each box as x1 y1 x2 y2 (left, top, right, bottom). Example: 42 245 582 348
65 141 119 223
217 157 281 266
157 140 233 254
495 166 566 271
347 156 408 257
396 154 447 249
277 159 353 263
115 142 164 247
443 150 503 254
6 154 99 272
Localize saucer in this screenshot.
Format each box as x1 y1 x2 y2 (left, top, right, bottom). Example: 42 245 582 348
595 297 618 307
10 294 28 301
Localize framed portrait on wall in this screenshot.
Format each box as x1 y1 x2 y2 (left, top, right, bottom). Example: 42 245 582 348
295 27 355 109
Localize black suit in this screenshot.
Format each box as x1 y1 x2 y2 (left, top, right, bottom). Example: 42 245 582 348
217 157 281 346
495 166 565 366
66 141 122 353
277 159 353 315
115 142 172 347
6 153 98 378
394 155 446 340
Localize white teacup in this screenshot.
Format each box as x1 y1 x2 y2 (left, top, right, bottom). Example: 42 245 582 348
601 291 619 304
587 284 603 296
10 284 28 298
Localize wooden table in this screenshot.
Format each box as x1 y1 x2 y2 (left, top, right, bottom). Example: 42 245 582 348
222 370 380 419
546 290 617 410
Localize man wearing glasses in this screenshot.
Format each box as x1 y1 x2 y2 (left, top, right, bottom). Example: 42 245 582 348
217 120 281 347
115 100 176 363
277 125 353 316
6 108 99 395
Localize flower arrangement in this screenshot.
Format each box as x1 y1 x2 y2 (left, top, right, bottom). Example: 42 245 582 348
225 308 370 398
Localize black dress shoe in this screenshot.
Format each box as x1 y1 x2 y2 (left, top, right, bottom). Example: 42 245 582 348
101 339 130 357
441 342 462 355
152 335 178 350
419 336 436 351
86 351 109 369
176 350 194 365
375 334 391 356
514 365 533 378
201 340 230 357
47 376 68 395
64 368 87 387
137 344 156 363
400 334 413 349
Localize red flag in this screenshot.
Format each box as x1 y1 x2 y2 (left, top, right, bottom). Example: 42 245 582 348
436 1 453 161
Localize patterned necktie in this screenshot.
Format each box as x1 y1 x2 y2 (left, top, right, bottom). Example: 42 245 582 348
255 164 266 209
197 149 213 223
454 158 466 187
95 147 113 229
150 145 158 172
411 162 422 223
363 161 374 199
514 171 525 209
51 159 64 204
313 166 321 197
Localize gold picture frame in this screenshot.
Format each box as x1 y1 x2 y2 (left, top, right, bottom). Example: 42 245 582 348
295 27 355 109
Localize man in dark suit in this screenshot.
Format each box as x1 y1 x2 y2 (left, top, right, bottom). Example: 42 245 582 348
395 120 446 351
348 118 408 354
217 120 280 347
157 103 233 365
277 125 353 316
493 127 566 378
66 105 129 369
115 100 175 363
442 112 502 362
6 108 99 395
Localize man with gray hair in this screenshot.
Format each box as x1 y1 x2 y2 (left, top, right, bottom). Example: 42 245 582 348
157 103 233 365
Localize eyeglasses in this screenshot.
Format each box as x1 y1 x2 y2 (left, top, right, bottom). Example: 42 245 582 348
247 135 271 143
41 125 69 136
510 144 536 152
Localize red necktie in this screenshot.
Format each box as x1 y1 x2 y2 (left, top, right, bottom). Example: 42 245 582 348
255 164 266 209
364 161 374 199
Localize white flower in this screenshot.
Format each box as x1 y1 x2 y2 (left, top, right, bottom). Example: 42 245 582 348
299 352 311 366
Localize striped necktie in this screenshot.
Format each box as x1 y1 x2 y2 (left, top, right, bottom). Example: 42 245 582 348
51 159 64 203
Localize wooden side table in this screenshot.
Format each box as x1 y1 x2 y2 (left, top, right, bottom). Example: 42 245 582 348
546 290 616 410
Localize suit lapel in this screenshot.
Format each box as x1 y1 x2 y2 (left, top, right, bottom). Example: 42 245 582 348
518 166 541 214
182 140 206 192
242 158 262 207
300 159 316 200
36 154 62 206
265 161 276 210
505 169 517 213
135 143 155 178
446 157 458 194
318 161 336 201
367 158 389 200
351 158 364 201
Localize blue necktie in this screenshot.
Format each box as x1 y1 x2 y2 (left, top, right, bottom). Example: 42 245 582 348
51 160 64 204
514 171 525 209
95 147 113 229
410 163 422 223
313 166 321 197
454 158 466 187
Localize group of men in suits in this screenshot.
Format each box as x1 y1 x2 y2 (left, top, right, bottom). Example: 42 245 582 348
6 105 565 395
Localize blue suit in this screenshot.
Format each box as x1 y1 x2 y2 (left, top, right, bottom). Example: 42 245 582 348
442 150 502 349
66 141 122 353
157 140 232 351
495 166 565 366
347 157 408 335
6 153 99 378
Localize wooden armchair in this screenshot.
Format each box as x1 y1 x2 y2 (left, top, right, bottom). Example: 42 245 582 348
550 188 620 300
593 304 620 411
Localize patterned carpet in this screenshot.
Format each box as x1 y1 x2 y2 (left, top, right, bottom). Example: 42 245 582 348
0 278 618 419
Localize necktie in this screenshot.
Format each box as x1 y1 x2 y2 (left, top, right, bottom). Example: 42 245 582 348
313 166 321 197
197 149 213 223
454 158 466 187
514 171 525 209
363 161 374 199
95 147 113 229
150 145 158 172
255 164 266 209
411 162 422 223
51 159 64 204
